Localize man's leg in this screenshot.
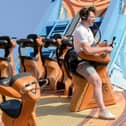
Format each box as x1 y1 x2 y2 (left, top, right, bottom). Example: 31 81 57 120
76 62 115 119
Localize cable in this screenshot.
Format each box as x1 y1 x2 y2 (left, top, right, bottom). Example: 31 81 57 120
94 22 102 44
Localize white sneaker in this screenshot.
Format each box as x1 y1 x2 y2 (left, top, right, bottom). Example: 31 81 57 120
99 110 115 120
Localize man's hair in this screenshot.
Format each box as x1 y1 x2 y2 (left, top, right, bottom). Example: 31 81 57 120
79 6 96 20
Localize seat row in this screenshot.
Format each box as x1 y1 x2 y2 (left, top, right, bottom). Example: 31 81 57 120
0 34 116 126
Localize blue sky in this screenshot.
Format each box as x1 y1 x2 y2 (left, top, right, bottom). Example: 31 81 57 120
0 0 50 38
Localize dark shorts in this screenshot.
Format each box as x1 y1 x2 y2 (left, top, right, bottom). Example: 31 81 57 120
76 61 97 78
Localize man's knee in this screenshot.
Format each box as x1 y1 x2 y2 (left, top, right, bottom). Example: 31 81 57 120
88 74 102 87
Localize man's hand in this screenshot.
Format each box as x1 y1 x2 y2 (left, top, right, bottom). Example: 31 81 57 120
105 46 113 53
98 41 114 48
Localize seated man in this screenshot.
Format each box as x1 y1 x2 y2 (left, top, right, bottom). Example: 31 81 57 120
73 6 115 119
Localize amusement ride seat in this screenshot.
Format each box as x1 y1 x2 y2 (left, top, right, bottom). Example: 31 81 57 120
0 36 40 126
42 35 64 91
17 34 48 88
56 37 73 96
64 48 116 112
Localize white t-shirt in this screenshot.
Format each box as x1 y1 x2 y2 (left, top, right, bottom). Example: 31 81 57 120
73 23 95 53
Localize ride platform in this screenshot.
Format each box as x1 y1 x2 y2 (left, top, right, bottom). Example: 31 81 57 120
36 87 126 126
0 86 125 126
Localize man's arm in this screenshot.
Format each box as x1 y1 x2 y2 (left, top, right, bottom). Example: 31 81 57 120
80 42 112 55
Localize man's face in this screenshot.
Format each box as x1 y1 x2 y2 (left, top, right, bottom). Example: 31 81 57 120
87 11 96 26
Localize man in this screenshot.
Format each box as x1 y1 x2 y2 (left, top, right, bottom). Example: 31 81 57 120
73 6 115 119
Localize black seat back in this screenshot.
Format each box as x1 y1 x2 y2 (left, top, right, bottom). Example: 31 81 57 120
64 48 79 73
